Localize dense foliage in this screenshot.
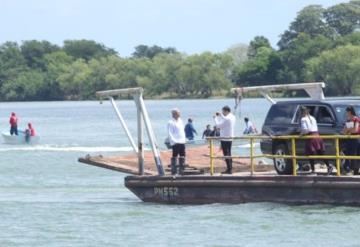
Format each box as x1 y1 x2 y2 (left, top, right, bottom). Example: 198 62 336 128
0 1 359 101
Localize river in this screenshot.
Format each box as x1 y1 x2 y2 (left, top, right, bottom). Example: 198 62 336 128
0 99 357 247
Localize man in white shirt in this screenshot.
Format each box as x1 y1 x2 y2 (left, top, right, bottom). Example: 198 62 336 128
167 108 186 175
214 106 236 174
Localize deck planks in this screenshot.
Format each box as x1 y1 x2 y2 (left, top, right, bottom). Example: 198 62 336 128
78 145 274 175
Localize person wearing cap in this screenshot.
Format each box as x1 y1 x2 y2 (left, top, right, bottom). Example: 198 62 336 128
9 112 18 136
214 105 236 174
167 108 186 175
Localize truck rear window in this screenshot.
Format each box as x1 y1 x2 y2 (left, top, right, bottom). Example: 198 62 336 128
265 104 297 125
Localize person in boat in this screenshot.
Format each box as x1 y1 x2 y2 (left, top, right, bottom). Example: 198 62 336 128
25 123 36 143
167 108 186 175
243 117 257 134
342 106 360 175
9 112 18 136
202 124 212 139
184 118 197 141
214 106 236 174
299 106 332 174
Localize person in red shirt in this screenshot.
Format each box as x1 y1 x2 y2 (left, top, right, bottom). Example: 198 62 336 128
28 123 36 136
25 123 36 143
9 112 18 136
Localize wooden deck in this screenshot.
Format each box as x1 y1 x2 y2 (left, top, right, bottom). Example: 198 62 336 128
78 145 274 175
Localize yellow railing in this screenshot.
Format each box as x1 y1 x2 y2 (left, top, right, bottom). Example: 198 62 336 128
207 135 360 176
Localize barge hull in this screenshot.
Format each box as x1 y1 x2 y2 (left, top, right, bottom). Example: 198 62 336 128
125 175 360 205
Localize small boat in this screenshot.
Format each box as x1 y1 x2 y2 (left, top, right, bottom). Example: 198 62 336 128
2 131 40 145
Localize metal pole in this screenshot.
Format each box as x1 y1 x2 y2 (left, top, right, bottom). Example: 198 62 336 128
292 138 297 176
210 139 214 175
138 96 165 175
250 137 254 176
336 138 340 176
134 94 144 175
109 96 138 153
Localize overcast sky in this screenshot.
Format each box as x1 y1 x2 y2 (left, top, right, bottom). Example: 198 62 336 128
0 0 346 56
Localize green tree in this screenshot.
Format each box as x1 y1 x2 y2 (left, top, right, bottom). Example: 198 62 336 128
278 5 334 50
324 1 360 36
63 40 117 61
232 47 281 86
0 42 28 87
335 32 360 47
57 59 92 99
140 53 183 96
43 51 74 100
1 70 45 101
305 44 360 95
107 57 151 90
247 36 272 59
20 40 60 70
278 33 333 82
224 43 248 65
132 45 177 59
140 52 233 98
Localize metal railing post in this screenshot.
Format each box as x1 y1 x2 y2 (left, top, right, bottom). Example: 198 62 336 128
210 139 214 175
336 138 340 176
291 138 297 176
250 137 254 176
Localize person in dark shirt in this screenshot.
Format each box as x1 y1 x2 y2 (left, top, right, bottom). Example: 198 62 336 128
184 118 197 141
210 126 220 137
202 124 212 138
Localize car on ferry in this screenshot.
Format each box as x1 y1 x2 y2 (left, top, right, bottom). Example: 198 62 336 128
260 100 360 175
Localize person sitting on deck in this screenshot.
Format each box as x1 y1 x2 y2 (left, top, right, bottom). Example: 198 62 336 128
9 112 18 136
243 117 257 134
299 106 332 175
167 108 186 175
184 118 197 141
202 124 212 139
25 123 36 143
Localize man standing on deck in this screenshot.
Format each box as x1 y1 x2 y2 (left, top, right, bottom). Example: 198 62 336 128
214 106 236 174
167 108 186 175
9 112 18 136
184 118 197 141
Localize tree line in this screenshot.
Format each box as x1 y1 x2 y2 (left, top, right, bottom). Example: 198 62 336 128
0 0 359 101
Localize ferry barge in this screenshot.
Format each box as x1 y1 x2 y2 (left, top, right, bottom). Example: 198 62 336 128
79 84 360 206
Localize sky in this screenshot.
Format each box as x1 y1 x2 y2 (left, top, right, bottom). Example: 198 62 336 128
0 0 347 57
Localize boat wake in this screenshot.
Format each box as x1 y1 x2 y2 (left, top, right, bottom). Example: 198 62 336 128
0 145 136 152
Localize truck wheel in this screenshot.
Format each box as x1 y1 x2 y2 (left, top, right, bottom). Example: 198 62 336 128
273 143 293 175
